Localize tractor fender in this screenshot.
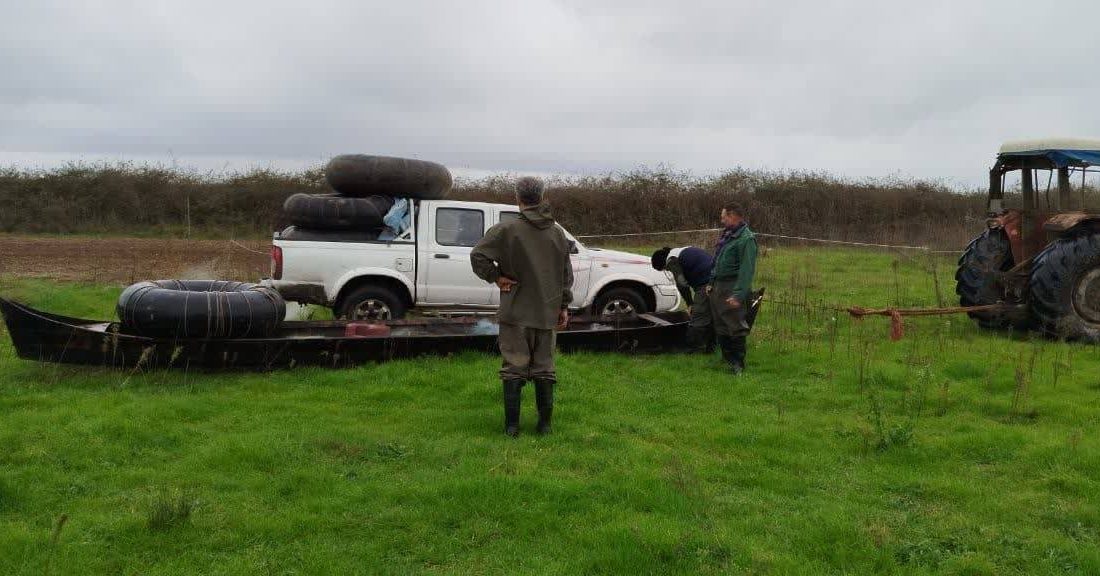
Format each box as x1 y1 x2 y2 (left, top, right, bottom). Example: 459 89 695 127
989 210 1024 263
1044 212 1100 235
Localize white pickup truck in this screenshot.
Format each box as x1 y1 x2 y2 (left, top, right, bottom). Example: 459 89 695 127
264 199 680 320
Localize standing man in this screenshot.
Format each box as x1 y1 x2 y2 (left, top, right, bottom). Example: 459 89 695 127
651 246 714 352
471 177 573 437
709 204 758 375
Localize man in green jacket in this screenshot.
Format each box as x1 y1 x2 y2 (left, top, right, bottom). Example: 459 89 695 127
709 203 758 375
471 177 574 437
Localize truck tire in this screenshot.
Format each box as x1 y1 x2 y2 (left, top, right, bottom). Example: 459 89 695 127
336 284 407 321
117 280 285 338
1028 232 1100 342
593 287 649 317
955 228 1014 329
325 155 452 200
283 193 394 231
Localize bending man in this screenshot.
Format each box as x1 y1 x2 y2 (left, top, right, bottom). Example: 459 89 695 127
651 245 715 352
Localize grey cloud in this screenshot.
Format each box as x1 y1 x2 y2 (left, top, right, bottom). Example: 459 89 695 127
1 0 1098 185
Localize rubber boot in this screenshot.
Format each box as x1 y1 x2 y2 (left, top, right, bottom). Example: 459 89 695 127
730 336 747 375
686 326 715 354
502 379 524 437
534 379 555 435
716 335 736 368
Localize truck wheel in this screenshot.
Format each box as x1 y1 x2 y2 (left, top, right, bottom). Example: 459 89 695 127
955 228 1014 329
336 285 407 321
325 155 453 200
1028 232 1100 342
593 287 648 317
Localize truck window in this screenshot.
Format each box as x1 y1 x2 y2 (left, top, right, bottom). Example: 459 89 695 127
436 208 485 247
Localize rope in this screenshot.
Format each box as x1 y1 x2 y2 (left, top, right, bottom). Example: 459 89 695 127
228 239 267 255
846 303 1007 317
846 303 1010 341
758 297 1011 342
574 227 950 252
753 232 931 251
574 227 722 239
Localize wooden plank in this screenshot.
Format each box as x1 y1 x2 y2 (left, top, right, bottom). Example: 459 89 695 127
638 313 673 326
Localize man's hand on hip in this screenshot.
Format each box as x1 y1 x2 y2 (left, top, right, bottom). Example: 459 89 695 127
496 276 518 292
726 296 741 309
556 309 570 330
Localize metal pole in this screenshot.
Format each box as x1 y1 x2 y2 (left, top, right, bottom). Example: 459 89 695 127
1058 167 1072 211
1021 168 1035 210
1021 168 1035 257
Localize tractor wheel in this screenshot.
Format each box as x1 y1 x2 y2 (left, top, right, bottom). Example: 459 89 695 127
1028 232 1100 342
955 228 1014 329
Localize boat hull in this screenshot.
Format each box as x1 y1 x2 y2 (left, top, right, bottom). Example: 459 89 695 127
0 298 691 370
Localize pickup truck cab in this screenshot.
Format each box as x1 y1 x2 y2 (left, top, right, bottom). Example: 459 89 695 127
264 199 680 319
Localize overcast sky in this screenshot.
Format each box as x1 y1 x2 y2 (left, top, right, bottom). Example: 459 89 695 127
2 0 1098 186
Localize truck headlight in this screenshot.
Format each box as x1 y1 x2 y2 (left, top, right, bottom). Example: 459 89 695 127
657 285 678 297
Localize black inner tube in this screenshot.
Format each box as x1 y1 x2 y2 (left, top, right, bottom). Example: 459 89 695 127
117 280 286 339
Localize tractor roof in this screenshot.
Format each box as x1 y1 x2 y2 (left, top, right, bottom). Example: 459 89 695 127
998 138 1100 168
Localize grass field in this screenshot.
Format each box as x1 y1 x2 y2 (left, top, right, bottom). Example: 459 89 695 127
1 246 1099 575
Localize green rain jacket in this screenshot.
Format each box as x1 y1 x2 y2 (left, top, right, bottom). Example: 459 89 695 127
711 225 758 302
470 204 574 330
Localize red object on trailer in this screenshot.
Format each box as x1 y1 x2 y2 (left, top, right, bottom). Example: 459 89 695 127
344 322 391 338
270 245 283 280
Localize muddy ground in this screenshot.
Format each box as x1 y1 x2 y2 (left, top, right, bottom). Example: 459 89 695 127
0 235 269 284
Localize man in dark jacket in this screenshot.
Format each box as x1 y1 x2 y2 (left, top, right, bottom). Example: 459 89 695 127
709 204 758 375
651 246 714 352
470 177 573 437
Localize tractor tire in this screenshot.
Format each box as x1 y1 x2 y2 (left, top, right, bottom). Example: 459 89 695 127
282 193 394 231
1028 232 1100 342
325 155 453 200
955 228 1014 329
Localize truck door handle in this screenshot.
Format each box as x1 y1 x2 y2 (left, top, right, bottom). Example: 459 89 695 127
434 253 450 259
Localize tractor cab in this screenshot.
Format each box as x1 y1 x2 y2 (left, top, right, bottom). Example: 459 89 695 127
957 138 1100 341
987 138 1100 262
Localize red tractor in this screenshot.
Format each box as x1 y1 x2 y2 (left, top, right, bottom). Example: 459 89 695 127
956 139 1100 341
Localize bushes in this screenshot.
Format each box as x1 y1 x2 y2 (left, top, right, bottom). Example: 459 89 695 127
0 164 326 238
457 169 988 248
0 163 990 247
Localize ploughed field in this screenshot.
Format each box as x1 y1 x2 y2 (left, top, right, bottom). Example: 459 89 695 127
0 235 267 284
1 243 1099 575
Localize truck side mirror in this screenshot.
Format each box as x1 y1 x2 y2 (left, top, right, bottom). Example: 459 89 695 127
568 240 579 254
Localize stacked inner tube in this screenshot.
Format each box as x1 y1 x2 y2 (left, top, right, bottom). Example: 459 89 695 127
282 155 453 233
118 280 286 339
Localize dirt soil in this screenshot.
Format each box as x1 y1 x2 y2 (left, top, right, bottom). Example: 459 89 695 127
0 236 270 284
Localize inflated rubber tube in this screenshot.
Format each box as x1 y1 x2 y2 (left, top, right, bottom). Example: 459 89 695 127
325 155 453 199
117 280 286 339
278 225 383 243
283 193 394 230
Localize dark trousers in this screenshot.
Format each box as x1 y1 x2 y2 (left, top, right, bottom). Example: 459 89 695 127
498 323 556 382
710 279 750 369
687 286 715 351
710 280 750 339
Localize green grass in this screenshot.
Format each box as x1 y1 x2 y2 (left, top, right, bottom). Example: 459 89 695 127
1 248 1099 575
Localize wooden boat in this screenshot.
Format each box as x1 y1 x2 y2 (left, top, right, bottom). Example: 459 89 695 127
0 298 691 371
